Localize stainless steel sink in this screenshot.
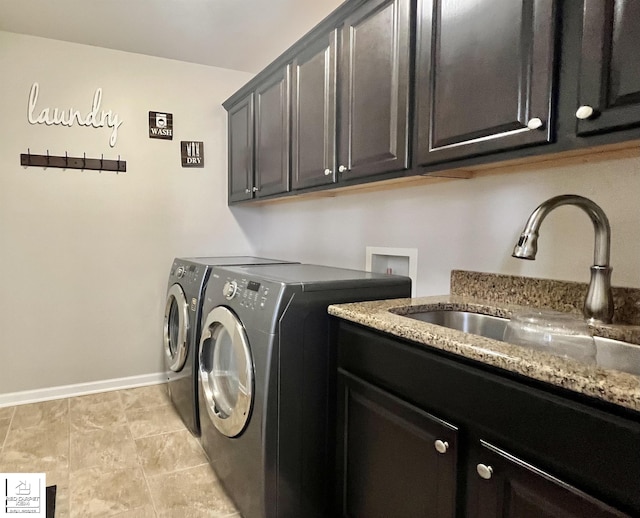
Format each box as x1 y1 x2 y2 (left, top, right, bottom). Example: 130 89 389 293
403 310 640 376
407 310 508 342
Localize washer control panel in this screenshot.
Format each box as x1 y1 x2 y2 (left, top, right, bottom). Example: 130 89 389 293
223 277 272 310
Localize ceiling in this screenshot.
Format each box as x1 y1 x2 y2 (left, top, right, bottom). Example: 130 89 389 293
0 0 344 73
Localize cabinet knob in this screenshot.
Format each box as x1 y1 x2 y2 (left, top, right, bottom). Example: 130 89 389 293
526 118 544 130
324 168 333 176
252 187 259 192
338 165 348 173
476 464 494 480
576 105 595 120
434 440 449 454
245 188 250 194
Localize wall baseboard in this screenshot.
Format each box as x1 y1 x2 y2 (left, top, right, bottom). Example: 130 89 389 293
0 372 168 408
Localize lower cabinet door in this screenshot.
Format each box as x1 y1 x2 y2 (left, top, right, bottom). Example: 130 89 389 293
467 440 630 518
336 371 458 518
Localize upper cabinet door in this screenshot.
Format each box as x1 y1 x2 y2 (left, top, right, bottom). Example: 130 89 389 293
576 0 640 135
254 67 291 198
228 94 254 203
338 0 411 180
291 30 338 190
415 0 557 167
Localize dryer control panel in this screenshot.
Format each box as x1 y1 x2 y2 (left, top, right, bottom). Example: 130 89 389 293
223 277 272 311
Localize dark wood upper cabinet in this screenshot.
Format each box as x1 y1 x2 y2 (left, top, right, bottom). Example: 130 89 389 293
291 30 338 190
415 0 557 166
254 67 291 197
227 93 254 203
467 441 630 518
338 0 411 179
336 372 457 518
576 0 640 135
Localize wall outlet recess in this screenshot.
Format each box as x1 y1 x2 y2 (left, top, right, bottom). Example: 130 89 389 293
365 247 417 297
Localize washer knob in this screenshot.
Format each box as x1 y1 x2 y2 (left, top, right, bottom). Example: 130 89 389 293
176 266 186 278
223 280 238 300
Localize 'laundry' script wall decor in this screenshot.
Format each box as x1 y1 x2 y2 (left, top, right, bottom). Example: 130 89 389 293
27 82 124 147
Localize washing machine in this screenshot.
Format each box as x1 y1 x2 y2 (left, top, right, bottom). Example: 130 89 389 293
197 263 411 518
163 256 294 436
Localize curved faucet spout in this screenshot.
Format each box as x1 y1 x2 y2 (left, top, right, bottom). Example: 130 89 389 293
512 194 614 324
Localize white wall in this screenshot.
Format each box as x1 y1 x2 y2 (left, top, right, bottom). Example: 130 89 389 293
241 152 640 295
0 31 255 394
2 31 640 399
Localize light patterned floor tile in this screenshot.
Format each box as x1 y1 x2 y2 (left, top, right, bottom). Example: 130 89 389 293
147 464 239 518
0 421 69 480
135 430 207 477
70 392 126 432
125 405 185 439
0 406 15 420
70 425 138 473
119 385 171 411
0 418 11 448
69 466 152 518
11 399 68 429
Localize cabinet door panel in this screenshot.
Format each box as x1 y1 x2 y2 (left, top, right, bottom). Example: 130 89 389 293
339 0 410 179
255 67 290 197
337 371 457 518
577 0 640 134
468 441 630 518
228 94 254 203
415 0 556 166
291 31 337 190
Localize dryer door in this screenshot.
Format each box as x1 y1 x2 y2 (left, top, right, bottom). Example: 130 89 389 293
199 306 254 438
164 284 189 372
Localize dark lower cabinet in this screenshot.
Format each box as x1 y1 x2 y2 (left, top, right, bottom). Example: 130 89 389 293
467 441 630 518
337 371 457 518
336 321 640 517
576 0 640 135
414 0 557 166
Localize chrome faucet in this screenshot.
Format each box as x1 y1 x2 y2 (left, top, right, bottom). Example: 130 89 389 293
512 194 614 325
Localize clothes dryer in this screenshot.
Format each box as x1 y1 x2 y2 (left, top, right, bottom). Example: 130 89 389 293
163 256 294 435
198 263 411 518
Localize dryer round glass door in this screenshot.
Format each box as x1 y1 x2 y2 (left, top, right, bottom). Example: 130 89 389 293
199 306 253 438
164 284 189 372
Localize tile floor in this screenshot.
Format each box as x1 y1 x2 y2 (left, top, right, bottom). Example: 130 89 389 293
0 384 241 517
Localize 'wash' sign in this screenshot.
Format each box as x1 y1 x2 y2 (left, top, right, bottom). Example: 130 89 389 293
27 82 123 147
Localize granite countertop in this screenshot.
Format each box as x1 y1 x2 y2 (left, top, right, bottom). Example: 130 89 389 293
328 271 640 413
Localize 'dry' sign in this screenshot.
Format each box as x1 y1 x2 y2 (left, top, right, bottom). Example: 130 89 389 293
181 141 204 168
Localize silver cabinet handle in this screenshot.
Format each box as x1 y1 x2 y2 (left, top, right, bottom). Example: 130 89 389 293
252 187 258 192
477 464 494 480
434 440 449 454
245 188 250 194
324 168 332 176
576 105 595 120
527 118 544 130
338 165 348 173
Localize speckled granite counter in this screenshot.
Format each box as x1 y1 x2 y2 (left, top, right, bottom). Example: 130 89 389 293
328 271 640 413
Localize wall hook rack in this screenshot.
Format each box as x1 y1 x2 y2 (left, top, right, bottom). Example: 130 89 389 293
20 150 127 173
